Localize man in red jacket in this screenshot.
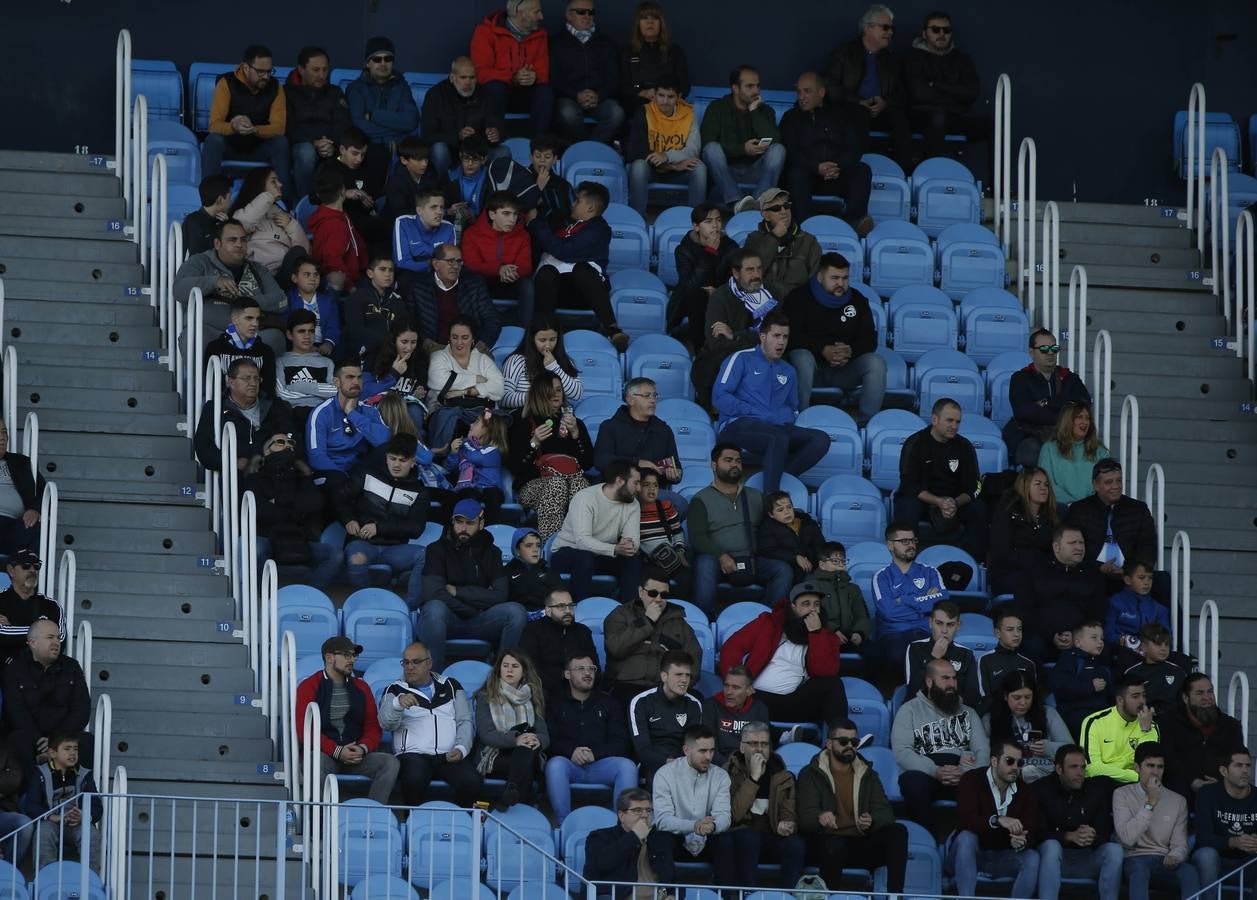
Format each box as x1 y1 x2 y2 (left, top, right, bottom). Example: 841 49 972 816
471 1 554 136
718 582 848 732
296 636 399 804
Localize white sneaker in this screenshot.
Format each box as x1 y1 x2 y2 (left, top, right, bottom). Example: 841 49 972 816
778 724 803 746
733 195 759 214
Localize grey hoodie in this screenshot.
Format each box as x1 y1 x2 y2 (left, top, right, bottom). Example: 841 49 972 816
172 249 286 314
652 756 732 835
891 690 988 776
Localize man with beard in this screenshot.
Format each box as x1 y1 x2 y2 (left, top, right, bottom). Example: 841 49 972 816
551 460 643 604
691 250 774 407
1113 743 1200 900
891 657 987 823
285 46 351 202
1035 744 1125 900
701 666 770 765
651 725 733 868
1192 748 1257 895
305 359 390 490
797 717 909 892
1080 675 1160 784
869 523 947 679
417 499 524 669
173 219 286 345
0 551 63 666
422 56 506 179
194 358 295 472
605 570 701 706
1160 674 1245 803
718 583 848 731
519 588 598 697
629 650 703 786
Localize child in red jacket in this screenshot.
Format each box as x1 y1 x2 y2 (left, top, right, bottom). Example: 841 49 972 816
462 191 535 323
309 170 367 292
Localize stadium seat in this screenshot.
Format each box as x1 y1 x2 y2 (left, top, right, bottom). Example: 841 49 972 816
296 653 325 680
695 669 722 698
758 89 796 123
801 215 864 270
562 141 628 205
363 657 401 704
724 210 762 245
958 414 1010 475
402 71 445 112
936 223 1007 299
147 121 202 187
331 68 361 92
876 346 917 406
560 805 617 875
484 804 557 892
867 221 934 298
863 746 902 803
1173 110 1242 178
816 475 887 547
167 184 204 227
917 544 987 605
574 395 622 446
341 589 413 671
406 805 476 886
900 819 944 896
745 471 810 514
509 884 571 900
865 409 927 492
656 397 710 429
686 85 727 129
443 659 492 697
715 601 768 648
862 153 911 221
338 799 405 884
277 585 338 658
887 285 957 363
609 269 668 337
672 600 716 672
666 417 716 486
427 882 495 900
604 204 652 273
778 742 821 776
984 350 1030 427
503 136 533 167
651 205 694 287
959 287 1028 366
911 157 981 237
626 333 693 402
350 876 420 899
792 406 863 487
33 862 105 900
564 330 623 399
957 611 997 654
843 676 891 746
411 520 445 550
745 892 798 900
844 541 891 616
132 59 184 123
491 326 524 370
188 62 234 132
913 349 984 417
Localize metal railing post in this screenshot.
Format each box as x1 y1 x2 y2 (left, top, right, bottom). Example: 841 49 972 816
1068 265 1088 385
1186 83 1206 255
1092 330 1113 450
116 31 132 198
22 411 38 482
37 482 57 596
3 345 16 440
1119 395 1140 500
76 620 92 690
1145 463 1165 571
166 222 182 374
1230 671 1251 745
132 95 148 258
1016 137 1038 313
1171 531 1192 654
0 277 6 358
184 287 205 436
149 153 167 322
1198 600 1220 687
1236 211 1255 386
92 693 113 794
993 74 1012 251
241 491 259 684
282 630 298 798
219 423 239 614
58 549 77 656
262 561 279 752
1041 201 1060 333
1211 148 1231 318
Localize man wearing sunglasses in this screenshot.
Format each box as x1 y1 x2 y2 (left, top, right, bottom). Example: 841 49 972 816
0 551 63 667
550 0 625 145
203 44 290 190
345 36 419 197
743 188 821 301
606 570 700 706
904 12 983 164
1004 328 1092 468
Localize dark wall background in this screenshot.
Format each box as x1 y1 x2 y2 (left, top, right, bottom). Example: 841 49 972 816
7 0 1257 203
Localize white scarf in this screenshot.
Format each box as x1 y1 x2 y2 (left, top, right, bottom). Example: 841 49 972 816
566 23 595 44
727 276 777 323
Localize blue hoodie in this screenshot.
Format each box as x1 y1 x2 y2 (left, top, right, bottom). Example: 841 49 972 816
392 215 456 274
306 395 391 475
712 345 798 430
345 71 419 143
285 286 342 350
1104 587 1171 647
871 561 948 634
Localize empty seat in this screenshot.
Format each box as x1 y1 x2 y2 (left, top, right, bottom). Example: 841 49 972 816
626 333 693 402
167 183 204 226
350 876 420 899
560 805 617 873
745 471 810 514
33 862 105 900
844 676 891 745
1173 110 1242 178
956 610 997 653
778 742 822 775
887 284 957 362
913 348 984 417
936 223 1007 299
187 62 235 132
609 269 667 337
604 204 652 273
867 221 934 298
911 157 981 237
406 805 476 886
132 59 184 123
402 71 446 112
863 746 902 802
801 215 864 270
816 475 887 547
959 287 1028 366
844 541 892 614
724 210 763 245
427 882 495 900
331 67 362 92
715 601 768 647
958 414 1009 475
562 141 628 205
148 120 202 187
877 346 917 405
564 330 623 399
901 819 944 896
758 89 797 123
484 804 556 892
862 153 911 221
651 205 695 287
341 589 412 671
792 406 863 487
338 799 405 885
491 326 524 370
443 660 492 697
984 350 1030 427
865 409 927 492
277 585 338 658
573 395 622 445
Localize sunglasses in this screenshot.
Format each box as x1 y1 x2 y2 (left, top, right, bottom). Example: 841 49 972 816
927 25 952 34
763 202 793 213
369 55 394 64
1002 756 1027 767
1035 344 1061 353
571 7 596 14
642 588 667 598
829 737 859 747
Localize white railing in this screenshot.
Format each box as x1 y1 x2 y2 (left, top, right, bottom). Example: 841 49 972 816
165 221 182 374
321 775 341 896
280 630 299 798
219 422 240 614
92 693 113 794
1230 671 1251 745
1171 530 1192 654
1210 147 1231 319
75 620 92 689
132 94 148 259
1235 210 1256 387
1040 200 1060 333
203 356 223 530
115 30 132 195
1186 82 1207 255
993 73 1013 251
1145 463 1165 570
1092 330 1113 447
22 410 38 479
1198 599 1220 687
301 703 325 872
1119 394 1140 500
182 287 206 437
1016 137 1038 309
0 277 5 356
105 767 129 900
37 481 57 596
261 560 280 752
2 344 16 440
241 491 259 675
58 550 77 655
1067 265 1089 385
240 497 282 747
149 153 168 330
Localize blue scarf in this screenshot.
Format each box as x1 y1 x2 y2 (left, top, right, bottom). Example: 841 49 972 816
225 324 256 350
810 276 848 310
728 276 777 323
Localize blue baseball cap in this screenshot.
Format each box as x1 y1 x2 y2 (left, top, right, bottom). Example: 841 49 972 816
452 498 484 520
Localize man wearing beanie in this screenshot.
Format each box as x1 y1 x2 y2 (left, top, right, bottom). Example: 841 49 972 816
345 36 419 197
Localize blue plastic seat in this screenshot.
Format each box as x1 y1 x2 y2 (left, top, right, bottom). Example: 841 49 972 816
337 799 405 885
33 862 106 900
792 406 863 487
560 805 617 871
918 543 986 597
911 157 981 237
132 59 184 123
958 414 1009 475
887 285 957 363
855 282 888 347
403 71 446 112
745 471 810 513
913 348 984 417
656 397 710 429
671 418 716 479
167 183 204 227
296 653 326 680
502 136 533 167
277 585 338 658
331 67 362 92
484 524 518 565
843 676 891 746
562 141 628 205
604 204 651 273
936 223 1007 299
844 541 891 618
147 120 202 187
363 657 402 704
573 395 622 446
443 660 492 696
609 269 667 337
715 601 766 648
959 287 1028 366
651 205 695 287
863 746 902 802
565 330 623 399
341 589 412 671
426 881 495 900
490 325 524 370
187 62 235 132
900 819 944 895
862 153 911 221
956 610 997 654
350 875 420 899
410 520 444 550
484 804 557 892
724 210 762 245
877 346 917 406
865 409 927 492
816 475 887 546
508 884 572 900
1173 111 1242 178
757 89 796 123
406 806 476 886
778 742 821 775
801 215 863 270
984 350 1030 427
626 333 693 402
867 221 935 298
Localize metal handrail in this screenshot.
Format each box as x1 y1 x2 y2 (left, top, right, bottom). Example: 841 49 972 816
182 287 205 436
166 221 182 374
1016 137 1038 309
1171 530 1192 654
241 490 258 680
301 703 323 868
1198 599 1219 688
1119 394 1140 500
132 95 148 260
261 560 279 753
92 693 112 795
993 73 1012 251
1040 200 1060 332
115 30 132 201
1210 147 1231 322
2 345 16 440
76 620 92 691
149 153 168 329
105 766 129 900
0 277 5 357
1092 330 1113 448
219 422 239 616
22 411 38 481
1186 83 1207 256
1067 265 1089 385
1230 671 1251 745
1236 210 1255 386
37 481 57 597
1145 463 1165 571
321 775 341 896
281 630 298 798
58 550 77 655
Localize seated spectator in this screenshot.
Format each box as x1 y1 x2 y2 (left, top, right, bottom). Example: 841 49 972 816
1105 560 1170 668
417 499 524 666
520 588 597 696
342 255 406 357
870 523 947 678
1066 459 1162 597
988 466 1058 598
23 731 101 873
0 551 63 665
718 583 848 731
314 127 390 249
626 77 705 214
194 359 295 472
1191 748 1257 894
1123 624 1187 718
949 739 1042 899
652 725 733 867
202 45 289 189
1114 742 1200 900
1035 744 1125 900
276 310 338 431
1039 402 1110 505
344 37 419 197
668 204 739 351
551 0 625 144
443 408 508 523
183 174 232 256
978 607 1037 700
308 171 368 293
1081 675 1159 783
375 392 452 497
983 670 1073 784
173 219 286 342
393 187 457 289
637 468 689 595
412 246 501 358
905 599 980 710
379 641 483 806
296 636 399 804
583 787 676 898
531 181 632 351
891 657 987 823
630 650 704 784
508 372 594 538
713 311 829 495
1160 674 1245 801
462 193 536 328
811 542 873 653
425 316 505 449
285 257 340 356
1004 330 1091 469
593 378 682 497
825 6 911 167
422 56 506 179
1050 621 1115 738
687 445 792 616
0 423 44 558
306 359 390 486
797 718 909 893
474 648 550 810
757 490 824 583
205 296 277 394
485 134 574 219
700 65 785 212
384 137 438 226
471 1 553 137
362 319 429 436
743 189 821 302
501 318 582 411
4 621 90 777
230 166 310 278
545 652 638 822
783 252 885 421
551 461 643 603
780 72 874 230
606 569 700 705
895 397 987 558
620 2 690 106
904 11 983 162
285 46 350 203
439 137 492 232
701 666 770 766
241 432 339 588
503 528 564 611
1022 525 1107 663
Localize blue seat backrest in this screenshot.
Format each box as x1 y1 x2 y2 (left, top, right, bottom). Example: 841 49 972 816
651 206 695 287
862 153 911 221
801 215 864 268
188 62 235 132
132 59 184 122
725 210 762 245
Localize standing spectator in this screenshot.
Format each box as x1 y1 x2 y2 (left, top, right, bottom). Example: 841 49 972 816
306 359 390 487
362 319 429 436
411 246 501 355
592 379 681 495
983 670 1073 783
508 372 594 539
583 788 676 898
296 636 399 805
422 57 506 179
626 78 705 214
904 599 980 710
229 167 309 278
1160 674 1245 801
545 652 638 822
1022 526 1108 663
193 359 295 472
501 319 583 412
202 45 289 187
605 570 701 705
690 249 772 406
977 608 1037 700
1114 743 1200 900
472 0 553 134
756 490 825 584
870 523 947 677
308 171 368 293
0 423 44 557
393 187 457 286
652 726 733 868
1192 748 1257 895
3 621 90 776
344 37 419 197
23 731 102 873
743 184 828 300
701 666 770 766
343 255 407 357
551 461 642 603
988 466 1058 598
629 651 704 784
550 0 625 144
184 174 232 255
285 46 350 203
903 11 983 162
485 134 575 219
1035 744 1125 900
668 205 739 351
811 542 873 652
417 499 524 667
783 252 885 420
796 718 909 893
949 740 1042 899
205 296 278 395
1004 330 1092 469
504 528 565 611
519 587 598 696
891 658 987 823
1050 621 1115 738
285 257 340 356
0 552 62 665
277 310 338 428
378 641 483 806
1039 402 1110 505
637 469 689 596
1066 459 1161 596
462 193 536 328
700 65 785 213
474 649 550 811
384 138 438 226
425 316 505 450
620 2 690 107
173 219 286 341
1080 675 1160 783
825 6 911 166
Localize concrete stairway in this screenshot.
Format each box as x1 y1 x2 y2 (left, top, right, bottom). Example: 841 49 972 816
0 151 300 896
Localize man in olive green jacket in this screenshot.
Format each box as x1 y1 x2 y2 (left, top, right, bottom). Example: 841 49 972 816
743 188 822 301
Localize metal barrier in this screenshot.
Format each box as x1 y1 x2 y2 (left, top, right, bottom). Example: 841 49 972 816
166 221 183 374
219 422 239 613
92 693 113 795
1210 146 1231 317
1145 463 1166 570
203 355 223 532
149 153 168 331
300 703 324 872
1016 137 1038 309
280 630 299 798
1230 671 1251 745
132 95 148 259
1092 330 1113 448
1235 210 1256 388
115 30 132 196
22 410 38 479
1040 200 1060 332
182 287 206 437
59 549 78 655
0 277 4 357
1119 394 1140 500
1188 835 1257 900
1198 598 1220 687
76 620 92 690
37 481 57 597
1186 82 1207 256
2 344 15 440
1066 265 1089 385
993 73 1012 251
1171 529 1192 654
260 560 280 751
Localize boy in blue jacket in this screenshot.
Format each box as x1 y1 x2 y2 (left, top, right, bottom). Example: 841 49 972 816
1049 620 1115 738
286 257 341 353
24 731 101 872
392 186 456 281
1104 560 1171 669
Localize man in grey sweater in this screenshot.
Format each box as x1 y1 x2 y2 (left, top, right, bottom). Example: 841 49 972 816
652 725 733 870
1113 742 1200 900
551 460 642 603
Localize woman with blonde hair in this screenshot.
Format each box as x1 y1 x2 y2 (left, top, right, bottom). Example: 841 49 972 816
988 466 1059 597
474 648 549 811
1038 402 1110 504
374 392 451 497
621 1 690 105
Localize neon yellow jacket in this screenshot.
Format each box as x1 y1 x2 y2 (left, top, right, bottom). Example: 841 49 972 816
1080 706 1160 783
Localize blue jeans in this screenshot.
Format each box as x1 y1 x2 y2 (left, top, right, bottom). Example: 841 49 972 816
947 830 1039 899
480 81 554 136
291 141 321 203
201 133 291 188
1038 838 1125 900
0 515 40 557
0 811 31 864
787 348 887 423
416 597 527 670
1191 846 1250 900
345 540 425 608
701 141 786 206
550 547 641 604
257 537 342 589
554 97 626 144
716 419 830 494
1124 854 1201 900
543 755 638 822
627 159 707 214
690 553 794 617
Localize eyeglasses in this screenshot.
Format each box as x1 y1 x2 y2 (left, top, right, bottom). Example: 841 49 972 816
569 664 598 673
642 588 667 598
625 806 653 816
1002 756 1027 767
872 22 894 30
889 537 919 545
333 650 359 659
548 602 576 611
763 202 793 213
402 656 432 666
1035 344 1061 353
246 63 274 76
435 257 465 266
829 736 859 747
570 7 596 15
369 55 394 64
631 392 659 400
820 555 847 564
927 25 952 34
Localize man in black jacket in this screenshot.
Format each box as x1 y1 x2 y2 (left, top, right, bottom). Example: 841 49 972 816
0 424 45 557
285 46 351 202
1003 329 1091 467
667 205 740 351
519 587 598 696
780 72 873 229
3 620 92 776
422 57 506 177
592 379 683 493
407 254 501 354
584 787 675 899
1033 744 1124 900
417 499 524 669
194 359 295 472
1160 674 1246 803
628 650 703 786
0 551 63 666
1066 459 1163 597
825 6 912 166
903 12 983 163
1021 526 1107 664
784 252 885 422
550 0 625 144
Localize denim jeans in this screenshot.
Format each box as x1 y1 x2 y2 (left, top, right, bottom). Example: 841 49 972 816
543 755 639 822
0 811 31 864
554 97 626 144
716 419 830 494
1037 839 1125 900
0 515 40 557
627 159 707 214
344 540 425 608
550 547 641 604
787 348 887 423
480 81 554 136
1124 853 1201 900
201 133 291 189
1191 845 1252 900
416 597 527 669
291 141 321 203
257 537 343 589
690 553 793 617
701 141 786 206
947 830 1039 898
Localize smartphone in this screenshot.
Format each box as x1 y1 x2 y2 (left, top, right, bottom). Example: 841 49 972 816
1028 730 1043 743
756 137 774 146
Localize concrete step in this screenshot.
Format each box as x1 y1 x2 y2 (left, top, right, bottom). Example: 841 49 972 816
1 278 150 303
0 215 133 241
59 501 211 531
1186 548 1257 575
76 590 235 620
56 481 203 505
0 171 119 198
1137 436 1254 467
120 755 285 786
90 660 254 692
107 688 260 716
113 708 271 739
129 794 284 838
1095 396 1255 421
1151 482 1257 508
1086 307 1220 335
82 614 243 643
1173 526 1257 553
21 363 172 393
112 732 274 763
1057 243 1200 269
41 431 190 462
1147 460 1257 490
1113 352 1242 378
79 569 230 596
1078 264 1213 291
1162 503 1257 532
0 255 141 285
40 452 197 485
69 548 221 575
1107 371 1252 401
0 233 138 264
17 385 179 414
9 320 159 346
127 778 288 801
94 637 248 668
125 858 310 900
1057 222 1197 249
10 298 155 327
11 342 171 369
1094 331 1234 357
0 192 126 219
1086 287 1220 315
14 407 183 436
59 524 215 556
0 150 123 176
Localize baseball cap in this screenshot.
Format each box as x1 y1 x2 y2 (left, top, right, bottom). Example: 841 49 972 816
757 188 790 210
453 498 485 520
6 550 41 569
321 636 364 657
789 581 823 602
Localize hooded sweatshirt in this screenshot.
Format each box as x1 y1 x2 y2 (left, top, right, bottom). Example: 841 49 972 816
309 204 367 288
891 690 987 776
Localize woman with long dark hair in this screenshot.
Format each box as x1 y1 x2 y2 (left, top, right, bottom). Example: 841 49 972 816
621 1 690 105
983 670 1072 783
364 318 430 435
229 166 309 276
500 318 583 410
474 649 549 811
508 371 594 538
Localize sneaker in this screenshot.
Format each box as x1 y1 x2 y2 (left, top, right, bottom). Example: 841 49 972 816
854 215 875 238
608 330 630 352
778 724 804 746
733 195 759 214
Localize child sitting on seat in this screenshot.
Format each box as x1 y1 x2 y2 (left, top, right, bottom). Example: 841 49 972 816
757 490 825 582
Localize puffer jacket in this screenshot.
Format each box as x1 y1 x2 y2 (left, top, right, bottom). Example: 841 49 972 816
334 458 429 546
743 221 822 301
